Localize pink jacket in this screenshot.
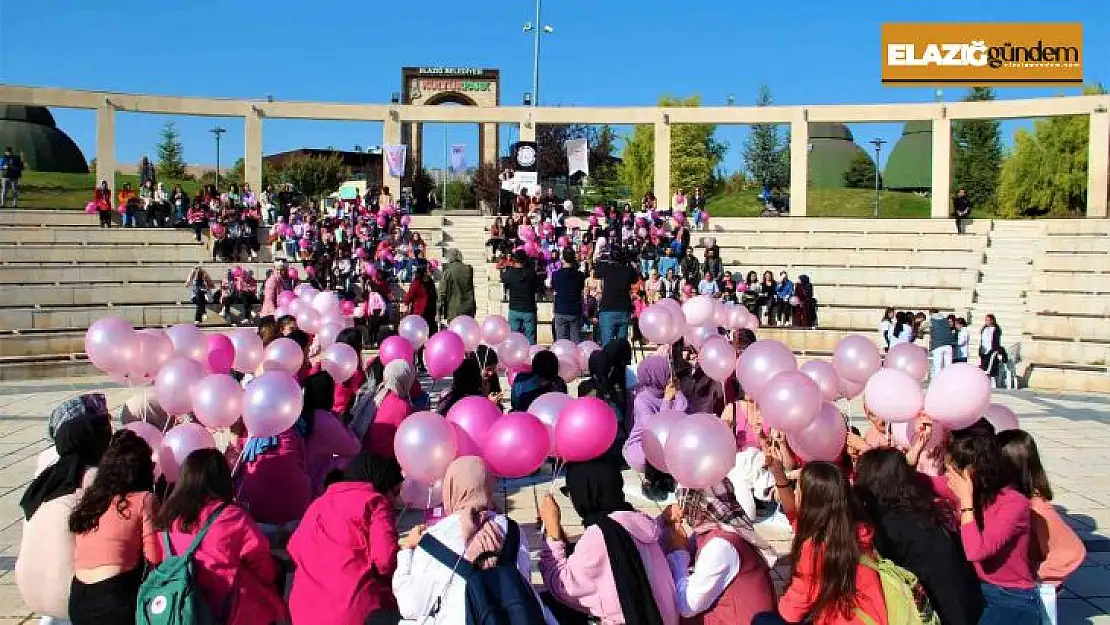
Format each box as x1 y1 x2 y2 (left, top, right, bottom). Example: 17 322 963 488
288 482 400 625
363 393 412 458
261 275 281 316
1031 496 1086 586
165 500 286 625
539 510 679 625
303 409 361 497
236 430 312 525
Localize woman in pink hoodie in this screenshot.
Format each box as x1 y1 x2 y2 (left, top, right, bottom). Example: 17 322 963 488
158 449 286 625
288 453 404 625
538 458 680 625
299 371 362 496
235 415 312 527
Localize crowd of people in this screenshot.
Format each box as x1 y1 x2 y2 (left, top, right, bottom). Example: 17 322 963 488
878 309 1008 386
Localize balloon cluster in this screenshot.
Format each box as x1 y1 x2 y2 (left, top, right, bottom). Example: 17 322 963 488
272 285 356 340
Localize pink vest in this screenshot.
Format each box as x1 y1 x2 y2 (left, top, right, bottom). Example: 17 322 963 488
682 529 777 625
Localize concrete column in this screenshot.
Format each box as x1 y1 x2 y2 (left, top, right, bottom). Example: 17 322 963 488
931 117 952 219
95 104 116 198
382 114 403 196
653 120 671 209
244 108 263 194
1087 110 1109 218
518 121 536 143
481 122 499 168
789 116 808 217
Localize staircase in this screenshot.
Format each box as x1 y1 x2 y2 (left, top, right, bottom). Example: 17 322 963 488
438 216 495 317
970 220 1043 360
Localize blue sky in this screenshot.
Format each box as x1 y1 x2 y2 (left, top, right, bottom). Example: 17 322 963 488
0 0 1106 173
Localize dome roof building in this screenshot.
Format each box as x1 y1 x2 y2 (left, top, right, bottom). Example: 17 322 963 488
883 120 934 192
807 122 873 189
0 105 90 174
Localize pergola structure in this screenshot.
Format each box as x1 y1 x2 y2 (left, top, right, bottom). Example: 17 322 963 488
0 83 1106 217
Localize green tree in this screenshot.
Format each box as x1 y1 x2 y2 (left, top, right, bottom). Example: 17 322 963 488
472 162 502 209
843 151 880 189
953 87 1002 212
156 122 187 180
997 85 1106 217
742 84 789 189
226 158 280 189
444 179 475 208
618 124 655 203
280 153 345 202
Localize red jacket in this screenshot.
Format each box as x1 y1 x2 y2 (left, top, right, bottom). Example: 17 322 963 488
779 524 888 625
403 278 432 317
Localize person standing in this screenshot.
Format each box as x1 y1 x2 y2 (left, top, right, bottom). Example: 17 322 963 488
595 249 640 346
93 181 113 228
954 187 971 235
1 147 24 208
138 156 156 189
979 314 1004 384
928 308 956 378
502 250 541 345
551 249 586 342
260 261 285 317
438 248 476 322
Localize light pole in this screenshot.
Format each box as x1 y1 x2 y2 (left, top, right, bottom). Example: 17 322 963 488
210 126 227 190
522 0 553 106
869 138 886 218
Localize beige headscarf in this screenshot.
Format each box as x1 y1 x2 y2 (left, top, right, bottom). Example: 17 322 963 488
351 360 417 441
442 456 504 565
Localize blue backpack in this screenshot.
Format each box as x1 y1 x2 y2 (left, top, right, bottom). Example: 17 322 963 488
420 518 546 625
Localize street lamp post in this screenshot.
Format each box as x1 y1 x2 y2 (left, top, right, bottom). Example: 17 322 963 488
522 0 553 106
210 126 227 190
869 138 886 219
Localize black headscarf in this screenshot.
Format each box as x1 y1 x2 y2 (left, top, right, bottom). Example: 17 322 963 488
20 411 112 519
532 350 560 380
564 459 664 625
588 340 632 400
343 452 404 495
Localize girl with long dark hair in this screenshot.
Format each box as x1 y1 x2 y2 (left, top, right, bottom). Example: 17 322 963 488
778 461 887 625
946 427 1042 624
68 430 159 625
300 371 361 497
157 449 285 625
855 448 983 625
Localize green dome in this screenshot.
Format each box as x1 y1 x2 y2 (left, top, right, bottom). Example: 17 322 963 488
883 121 933 192
807 123 872 189
0 105 89 174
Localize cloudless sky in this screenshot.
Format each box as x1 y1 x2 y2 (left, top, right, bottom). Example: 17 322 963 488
0 0 1106 173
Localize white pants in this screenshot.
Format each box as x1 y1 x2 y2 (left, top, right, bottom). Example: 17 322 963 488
1039 583 1057 625
930 345 953 378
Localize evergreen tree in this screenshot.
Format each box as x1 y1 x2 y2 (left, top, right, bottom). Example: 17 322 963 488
952 87 1002 211
156 122 187 179
742 85 789 189
843 151 880 188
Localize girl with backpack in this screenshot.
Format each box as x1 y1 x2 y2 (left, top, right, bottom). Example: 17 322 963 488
155 449 286 625
997 430 1085 625
392 456 557 624
288 453 405 625
777 461 888 625
68 431 161 625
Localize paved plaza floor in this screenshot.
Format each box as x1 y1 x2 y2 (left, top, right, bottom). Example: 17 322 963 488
0 377 1108 623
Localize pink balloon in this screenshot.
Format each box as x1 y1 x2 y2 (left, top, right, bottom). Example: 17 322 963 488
886 343 929 382
399 315 431 348
154 357 205 415
85 316 138 374
528 391 572 433
788 403 848 462
643 410 685 472
395 411 458 485
550 340 578 364
159 423 217 483
425 331 466 379
296 307 321 335
799 360 840 403
682 295 716 326
262 337 305 374
287 297 306 317
833 335 882 384
698 336 736 381
165 323 206 362
448 315 482 352
320 343 360 383
891 418 946 450
735 340 798 399
132 328 174 382
206 334 236 375
227 328 264 373
984 403 1019 432
277 290 296 308
298 285 320 303
497 333 531 369
242 372 304 438
712 300 729 328
317 322 344 349
577 341 601 370
481 315 510 346
450 422 483 457
312 291 340 315
663 413 738 489
554 397 618 462
482 412 550 478
757 370 822 433
123 421 163 458
557 357 580 383
863 369 923 424
725 305 746 330
684 324 719 350
447 396 503 451
192 374 244 429
528 345 547 361
640 304 682 345
380 335 416 366
923 363 991 430
839 376 865 400
400 477 443 510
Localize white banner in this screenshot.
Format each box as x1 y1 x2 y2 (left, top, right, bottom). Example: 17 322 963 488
565 138 589 177
384 144 407 179
513 172 539 196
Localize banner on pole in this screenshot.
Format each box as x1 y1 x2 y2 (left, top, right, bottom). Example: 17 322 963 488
384 145 408 178
450 144 467 173
565 138 589 177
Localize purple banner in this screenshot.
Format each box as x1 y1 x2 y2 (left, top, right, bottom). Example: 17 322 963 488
450 144 467 173
384 144 407 178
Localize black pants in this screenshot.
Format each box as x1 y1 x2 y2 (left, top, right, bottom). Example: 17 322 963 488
98 210 112 228
193 294 208 323
366 312 386 347
192 221 204 241
69 566 144 625
956 215 969 234
224 291 258 320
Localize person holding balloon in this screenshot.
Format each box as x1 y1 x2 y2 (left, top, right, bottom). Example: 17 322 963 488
157 449 287 625
299 371 362 497
234 398 313 530
511 351 568 413
624 355 686 500
538 458 679 625
308 328 367 421
402 265 438 372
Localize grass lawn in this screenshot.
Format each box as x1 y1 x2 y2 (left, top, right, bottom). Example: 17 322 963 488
15 171 203 209
705 187 931 218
